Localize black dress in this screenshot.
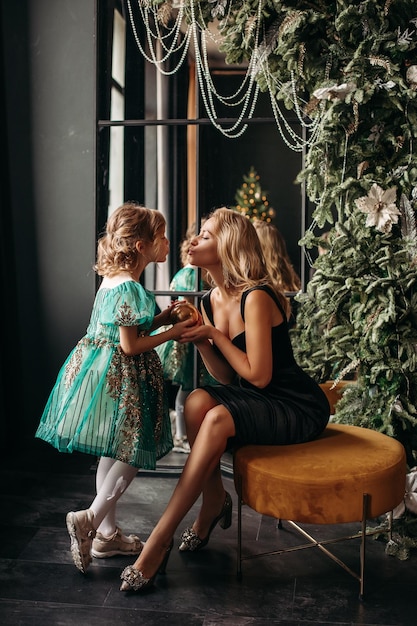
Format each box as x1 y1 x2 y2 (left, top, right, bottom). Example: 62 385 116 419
200 286 330 448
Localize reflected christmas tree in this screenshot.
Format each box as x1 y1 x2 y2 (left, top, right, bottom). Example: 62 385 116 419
233 166 275 222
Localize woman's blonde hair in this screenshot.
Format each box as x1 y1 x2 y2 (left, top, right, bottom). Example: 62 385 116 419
94 202 166 277
206 208 290 318
253 220 301 293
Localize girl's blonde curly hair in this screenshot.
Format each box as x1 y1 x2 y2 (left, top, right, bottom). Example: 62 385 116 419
94 202 166 277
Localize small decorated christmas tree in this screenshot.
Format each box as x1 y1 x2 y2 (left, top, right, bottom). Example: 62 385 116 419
233 166 275 222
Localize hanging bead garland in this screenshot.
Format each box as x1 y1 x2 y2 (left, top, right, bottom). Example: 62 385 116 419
125 0 325 144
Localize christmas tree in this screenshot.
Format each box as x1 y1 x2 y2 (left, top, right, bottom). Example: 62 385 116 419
233 166 275 222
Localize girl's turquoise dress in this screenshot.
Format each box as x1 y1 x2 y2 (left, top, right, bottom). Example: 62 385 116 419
155 265 216 391
35 281 172 469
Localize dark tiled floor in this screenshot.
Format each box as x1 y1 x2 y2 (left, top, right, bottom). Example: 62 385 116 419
1 441 416 625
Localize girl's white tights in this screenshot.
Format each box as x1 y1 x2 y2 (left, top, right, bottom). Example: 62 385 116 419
175 387 190 439
89 457 138 537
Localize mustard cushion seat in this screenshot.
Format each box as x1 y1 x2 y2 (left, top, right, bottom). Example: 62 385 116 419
233 424 406 525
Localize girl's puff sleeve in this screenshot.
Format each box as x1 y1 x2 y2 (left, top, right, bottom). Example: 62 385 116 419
99 282 156 330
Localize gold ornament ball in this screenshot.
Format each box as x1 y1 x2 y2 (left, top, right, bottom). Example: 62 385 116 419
170 301 200 324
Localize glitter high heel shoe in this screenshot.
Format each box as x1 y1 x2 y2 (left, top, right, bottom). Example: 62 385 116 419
178 491 232 552
119 540 173 592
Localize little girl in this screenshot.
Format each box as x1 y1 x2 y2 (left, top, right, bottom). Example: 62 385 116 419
35 202 198 574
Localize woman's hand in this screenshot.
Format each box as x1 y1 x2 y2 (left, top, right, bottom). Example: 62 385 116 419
179 322 214 345
181 323 235 384
169 316 202 341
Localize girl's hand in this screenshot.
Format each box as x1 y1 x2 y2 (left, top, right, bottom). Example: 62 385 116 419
158 301 179 326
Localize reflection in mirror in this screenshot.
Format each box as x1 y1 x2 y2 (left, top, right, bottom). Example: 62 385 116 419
97 2 311 306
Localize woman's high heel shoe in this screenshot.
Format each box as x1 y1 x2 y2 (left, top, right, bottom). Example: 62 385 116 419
119 540 173 592
178 491 232 552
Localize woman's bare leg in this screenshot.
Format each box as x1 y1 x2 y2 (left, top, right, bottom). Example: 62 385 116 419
183 390 229 538
126 390 235 578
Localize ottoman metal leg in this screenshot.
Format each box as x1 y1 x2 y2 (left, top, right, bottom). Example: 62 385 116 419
237 480 376 600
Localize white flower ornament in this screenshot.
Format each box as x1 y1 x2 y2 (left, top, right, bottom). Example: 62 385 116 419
392 467 417 519
312 82 355 101
406 65 417 90
355 183 400 233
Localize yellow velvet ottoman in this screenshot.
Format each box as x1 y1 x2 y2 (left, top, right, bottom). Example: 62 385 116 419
233 424 406 598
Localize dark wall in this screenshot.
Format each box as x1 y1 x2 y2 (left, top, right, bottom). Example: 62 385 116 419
1 0 96 451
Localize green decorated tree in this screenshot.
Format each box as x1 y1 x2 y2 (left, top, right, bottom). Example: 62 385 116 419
233 166 275 222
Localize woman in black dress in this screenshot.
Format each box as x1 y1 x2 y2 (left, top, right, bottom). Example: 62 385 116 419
120 207 329 592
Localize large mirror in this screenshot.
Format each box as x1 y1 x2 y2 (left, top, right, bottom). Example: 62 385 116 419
96 1 314 305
